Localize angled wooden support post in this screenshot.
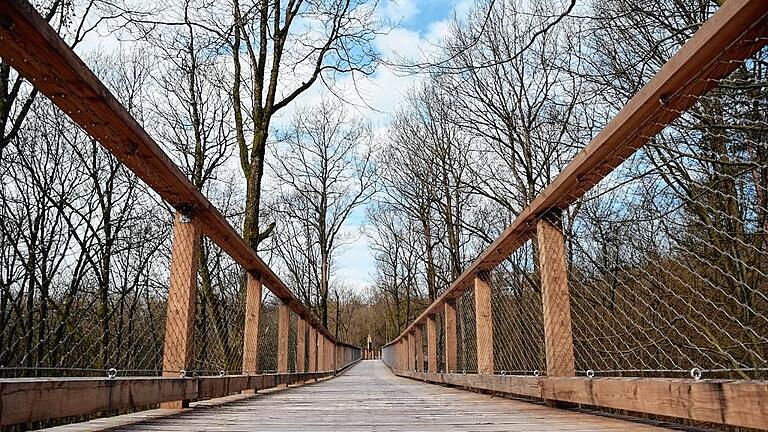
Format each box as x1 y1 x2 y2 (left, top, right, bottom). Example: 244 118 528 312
415 325 424 372
296 319 306 374
241 271 262 394
444 299 457 373
426 315 437 372
161 211 201 409
537 211 576 377
278 303 290 386
475 271 494 375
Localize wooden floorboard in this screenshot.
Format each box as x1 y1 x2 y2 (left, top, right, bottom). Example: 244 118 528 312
55 361 688 431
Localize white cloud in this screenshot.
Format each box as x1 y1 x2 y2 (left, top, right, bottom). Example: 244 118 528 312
380 0 420 23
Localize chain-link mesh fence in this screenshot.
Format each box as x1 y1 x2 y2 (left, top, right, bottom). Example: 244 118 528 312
455 289 477 373
490 241 545 375
564 42 768 379
0 135 174 377
387 16 767 386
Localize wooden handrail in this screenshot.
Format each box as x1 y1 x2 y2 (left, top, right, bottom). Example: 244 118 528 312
384 0 768 348
0 359 363 426
393 370 768 430
0 0 355 349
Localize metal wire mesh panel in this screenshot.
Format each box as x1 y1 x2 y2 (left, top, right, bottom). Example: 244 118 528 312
0 127 174 377
258 292 279 373
455 289 477 373
566 44 768 379
190 238 245 375
491 241 546 375
435 313 445 372
382 344 394 367
288 311 297 373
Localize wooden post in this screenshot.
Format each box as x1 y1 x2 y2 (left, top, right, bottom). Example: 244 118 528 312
277 303 289 377
309 328 317 372
475 271 494 375
241 272 262 394
408 332 415 371
296 318 306 373
427 315 437 372
537 214 576 377
242 272 262 374
415 326 423 372
161 211 201 409
317 332 325 371
444 299 457 373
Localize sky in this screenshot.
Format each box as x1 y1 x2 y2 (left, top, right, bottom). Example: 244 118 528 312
318 0 470 291
75 0 472 292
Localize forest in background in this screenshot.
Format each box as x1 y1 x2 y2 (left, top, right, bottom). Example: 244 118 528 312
1 0 765 377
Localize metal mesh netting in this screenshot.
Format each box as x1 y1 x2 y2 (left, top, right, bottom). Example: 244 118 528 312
564 44 768 379
0 124 174 377
288 310 297 373
455 289 477 373
298 321 309 371
435 313 445 372
189 239 245 375
490 242 545 375
258 291 280 373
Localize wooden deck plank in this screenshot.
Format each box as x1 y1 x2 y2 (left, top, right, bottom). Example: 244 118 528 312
65 361 692 432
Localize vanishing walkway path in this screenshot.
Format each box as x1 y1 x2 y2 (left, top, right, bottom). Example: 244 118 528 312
64 360 685 431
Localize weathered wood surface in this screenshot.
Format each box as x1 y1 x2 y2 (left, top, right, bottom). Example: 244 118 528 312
101 361 677 431
397 369 768 430
0 371 342 426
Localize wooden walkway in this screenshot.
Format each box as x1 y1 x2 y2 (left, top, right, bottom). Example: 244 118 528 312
51 360 692 432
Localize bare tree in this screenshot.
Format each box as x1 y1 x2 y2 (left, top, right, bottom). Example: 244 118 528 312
268 98 377 327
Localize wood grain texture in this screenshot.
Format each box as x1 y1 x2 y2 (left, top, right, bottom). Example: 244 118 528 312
108 361 675 432
426 316 437 373
381 0 768 349
278 304 290 375
444 300 457 373
0 372 340 426
396 370 768 430
242 272 262 374
536 218 575 377
407 332 415 371
474 272 493 375
309 329 318 372
161 213 201 409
